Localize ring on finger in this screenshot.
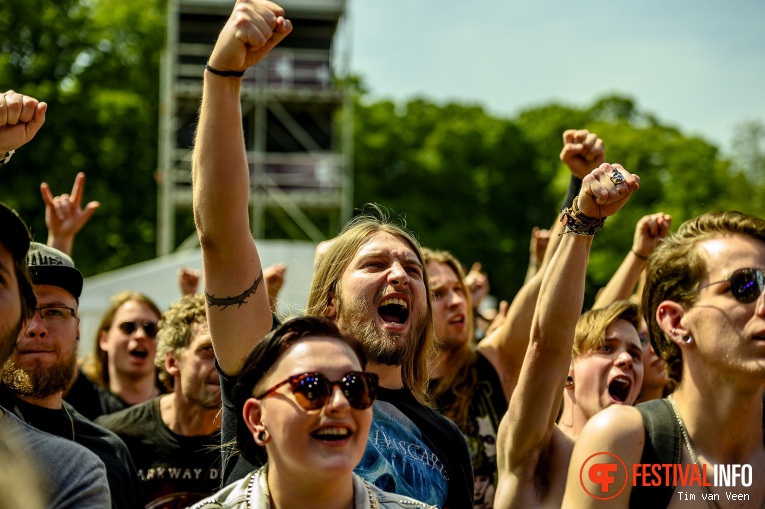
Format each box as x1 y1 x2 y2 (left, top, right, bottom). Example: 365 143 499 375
609 168 625 185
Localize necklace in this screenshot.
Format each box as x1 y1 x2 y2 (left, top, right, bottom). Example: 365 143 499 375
667 395 721 509
62 403 75 441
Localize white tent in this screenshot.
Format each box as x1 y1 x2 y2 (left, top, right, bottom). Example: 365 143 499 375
77 240 317 358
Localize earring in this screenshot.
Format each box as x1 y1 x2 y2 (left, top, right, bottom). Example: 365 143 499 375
565 376 575 389
683 335 693 344
257 430 270 444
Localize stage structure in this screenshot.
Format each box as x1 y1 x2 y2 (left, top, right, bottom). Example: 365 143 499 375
157 0 352 255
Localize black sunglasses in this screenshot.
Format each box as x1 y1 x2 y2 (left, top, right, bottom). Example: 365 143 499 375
117 320 159 338
255 371 379 411
684 268 765 304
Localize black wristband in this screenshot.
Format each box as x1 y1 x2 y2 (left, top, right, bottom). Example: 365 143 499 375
205 63 245 78
560 174 583 212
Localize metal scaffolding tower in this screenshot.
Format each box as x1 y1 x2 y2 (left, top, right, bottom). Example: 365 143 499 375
157 0 352 255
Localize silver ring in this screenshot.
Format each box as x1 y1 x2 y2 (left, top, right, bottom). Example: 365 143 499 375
609 169 625 185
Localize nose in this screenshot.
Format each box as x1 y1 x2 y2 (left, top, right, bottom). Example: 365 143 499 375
387 261 409 288
447 289 465 309
324 385 351 414
25 311 48 338
614 350 634 370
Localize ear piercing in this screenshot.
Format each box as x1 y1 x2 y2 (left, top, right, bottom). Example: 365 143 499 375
565 376 575 389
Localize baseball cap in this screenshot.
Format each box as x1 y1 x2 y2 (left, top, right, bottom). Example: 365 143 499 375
26 242 84 299
0 201 32 261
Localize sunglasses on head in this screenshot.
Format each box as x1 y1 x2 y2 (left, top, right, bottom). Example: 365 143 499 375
684 268 765 304
117 320 159 338
255 371 379 411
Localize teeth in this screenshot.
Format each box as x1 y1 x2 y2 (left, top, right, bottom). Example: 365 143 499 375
314 428 349 436
380 297 407 309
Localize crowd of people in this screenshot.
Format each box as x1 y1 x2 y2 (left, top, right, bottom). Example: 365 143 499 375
2 1 764 508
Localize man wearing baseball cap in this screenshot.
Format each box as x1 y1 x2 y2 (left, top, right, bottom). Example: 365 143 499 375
1 242 143 509
0 90 110 508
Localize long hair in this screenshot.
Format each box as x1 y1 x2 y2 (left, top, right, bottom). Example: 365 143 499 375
82 291 161 387
642 211 765 384
422 248 477 430
306 207 436 406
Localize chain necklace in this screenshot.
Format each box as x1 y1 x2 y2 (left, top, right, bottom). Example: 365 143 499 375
667 395 765 509
61 403 75 441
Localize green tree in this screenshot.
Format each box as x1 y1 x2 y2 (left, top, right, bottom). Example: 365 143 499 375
0 0 166 276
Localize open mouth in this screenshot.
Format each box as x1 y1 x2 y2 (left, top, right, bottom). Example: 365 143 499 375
378 297 409 325
129 349 148 360
448 315 465 325
311 427 351 442
608 376 632 404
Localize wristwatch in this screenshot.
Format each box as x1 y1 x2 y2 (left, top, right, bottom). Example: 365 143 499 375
0 150 14 168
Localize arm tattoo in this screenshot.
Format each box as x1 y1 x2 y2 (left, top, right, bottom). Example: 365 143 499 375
205 270 264 309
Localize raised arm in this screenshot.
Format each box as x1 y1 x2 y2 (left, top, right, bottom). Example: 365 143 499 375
476 129 605 400
497 163 639 478
592 212 671 309
192 0 292 375
42 173 100 255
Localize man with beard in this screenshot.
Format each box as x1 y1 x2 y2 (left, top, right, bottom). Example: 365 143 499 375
0 242 143 509
0 89 109 509
97 294 223 508
191 2 471 507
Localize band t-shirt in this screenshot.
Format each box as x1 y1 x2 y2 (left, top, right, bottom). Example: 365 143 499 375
431 352 508 509
0 384 144 509
356 387 474 509
96 397 222 509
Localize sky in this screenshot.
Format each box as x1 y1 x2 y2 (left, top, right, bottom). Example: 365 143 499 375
342 0 764 152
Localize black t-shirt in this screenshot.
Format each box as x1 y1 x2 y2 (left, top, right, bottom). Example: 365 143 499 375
432 351 507 509
65 368 131 421
96 397 222 509
0 384 144 509
219 363 474 509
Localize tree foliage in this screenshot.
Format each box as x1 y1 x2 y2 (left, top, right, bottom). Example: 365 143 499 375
2 1 762 307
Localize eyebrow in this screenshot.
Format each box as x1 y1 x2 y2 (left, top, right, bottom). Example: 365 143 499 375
358 251 423 268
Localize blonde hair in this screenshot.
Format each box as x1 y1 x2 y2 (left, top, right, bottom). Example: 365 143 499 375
573 300 640 359
154 293 207 391
423 248 477 430
306 207 435 406
643 211 765 384
82 291 161 387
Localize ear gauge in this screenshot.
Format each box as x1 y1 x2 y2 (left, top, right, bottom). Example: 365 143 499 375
671 328 693 344
565 376 575 389
257 429 270 444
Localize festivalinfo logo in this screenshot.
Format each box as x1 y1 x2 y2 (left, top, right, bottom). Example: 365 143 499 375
580 452 754 502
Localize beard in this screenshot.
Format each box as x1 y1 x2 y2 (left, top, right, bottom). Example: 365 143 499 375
336 289 426 367
2 346 78 399
0 316 23 367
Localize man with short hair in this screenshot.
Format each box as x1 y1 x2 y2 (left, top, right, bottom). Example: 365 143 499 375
97 293 222 508
0 90 110 509
1 242 144 509
191 2 472 507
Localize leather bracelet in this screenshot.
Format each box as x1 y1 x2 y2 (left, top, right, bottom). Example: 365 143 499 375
0 150 15 167
559 196 605 236
205 63 245 78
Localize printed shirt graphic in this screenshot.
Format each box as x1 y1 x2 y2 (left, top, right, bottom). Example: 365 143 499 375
355 401 449 507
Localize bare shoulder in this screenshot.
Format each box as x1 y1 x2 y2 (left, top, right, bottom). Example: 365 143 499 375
562 406 645 509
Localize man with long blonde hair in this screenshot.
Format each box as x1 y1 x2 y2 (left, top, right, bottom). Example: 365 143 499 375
191 2 471 507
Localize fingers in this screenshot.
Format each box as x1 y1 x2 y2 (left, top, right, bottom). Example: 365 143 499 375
40 182 55 207
54 194 71 222
82 201 101 222
579 163 639 216
26 102 47 140
70 172 86 205
470 262 482 274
